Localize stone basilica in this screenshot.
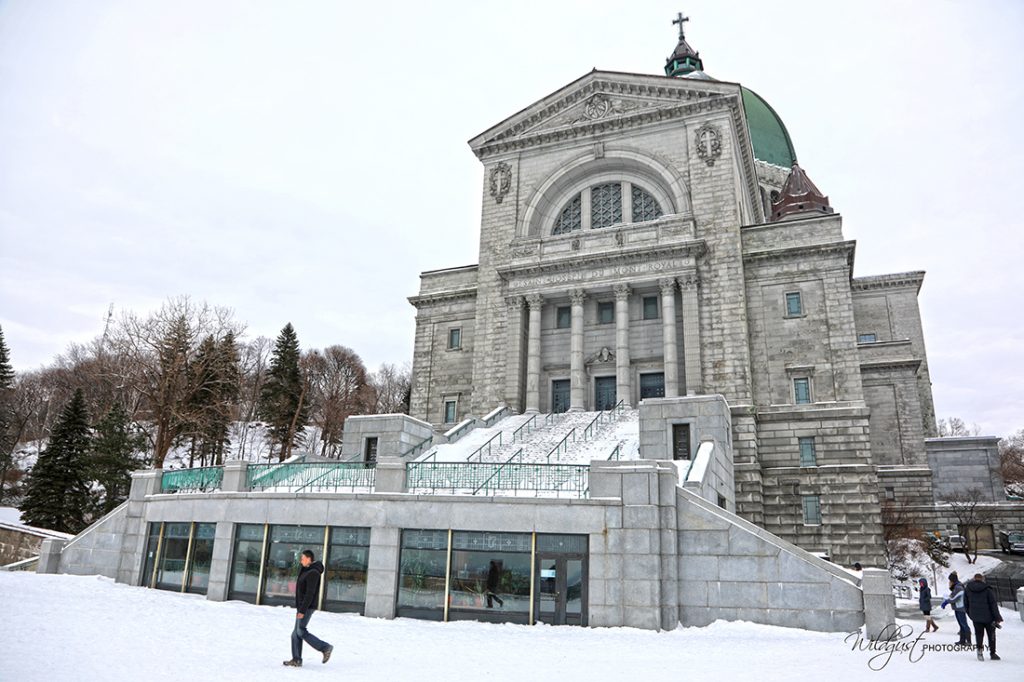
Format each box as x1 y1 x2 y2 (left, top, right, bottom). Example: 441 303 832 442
406 18 1009 565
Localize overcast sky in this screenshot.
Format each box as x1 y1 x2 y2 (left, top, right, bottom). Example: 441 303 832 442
0 1 1021 436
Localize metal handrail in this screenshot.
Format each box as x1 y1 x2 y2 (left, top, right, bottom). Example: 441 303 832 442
481 406 511 428
247 462 376 492
546 427 577 463
512 414 538 443
405 459 588 498
467 431 503 463
607 444 622 461
445 419 476 444
544 412 557 426
583 399 626 440
400 435 434 459
160 466 224 493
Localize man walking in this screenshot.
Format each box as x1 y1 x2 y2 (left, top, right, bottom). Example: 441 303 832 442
963 573 1003 661
283 550 334 667
940 571 971 647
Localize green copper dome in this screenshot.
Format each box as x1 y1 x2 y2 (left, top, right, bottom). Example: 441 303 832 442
740 87 797 168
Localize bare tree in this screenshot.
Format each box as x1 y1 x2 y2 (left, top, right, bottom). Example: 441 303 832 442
369 362 411 415
109 297 242 468
881 499 922 575
999 429 1024 497
304 346 373 457
942 488 997 564
233 336 272 461
937 417 982 437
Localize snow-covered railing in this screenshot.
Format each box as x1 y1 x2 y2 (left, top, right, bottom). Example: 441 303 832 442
684 440 714 486
512 414 538 443
400 435 433 459
545 428 577 463
444 418 477 444
0 556 39 572
480 405 511 428
582 399 625 440
160 466 224 494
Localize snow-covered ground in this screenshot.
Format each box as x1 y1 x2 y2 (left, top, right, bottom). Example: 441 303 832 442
1 572 1021 681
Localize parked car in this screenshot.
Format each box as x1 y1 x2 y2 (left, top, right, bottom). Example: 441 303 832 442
998 530 1024 554
939 534 967 552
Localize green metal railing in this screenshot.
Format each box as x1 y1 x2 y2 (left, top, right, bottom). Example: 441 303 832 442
582 399 626 440
160 467 223 494
544 412 557 426
405 459 588 498
247 462 376 492
546 427 577 463
608 444 622 461
400 435 434 459
512 414 538 443
467 431 503 463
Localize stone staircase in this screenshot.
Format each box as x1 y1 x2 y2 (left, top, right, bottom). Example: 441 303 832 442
424 408 640 466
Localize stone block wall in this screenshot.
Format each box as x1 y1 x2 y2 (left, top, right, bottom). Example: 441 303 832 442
339 414 436 461
676 486 865 632
926 437 1004 502
54 502 130 579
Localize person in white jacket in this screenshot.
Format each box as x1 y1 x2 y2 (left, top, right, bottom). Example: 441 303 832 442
941 571 971 646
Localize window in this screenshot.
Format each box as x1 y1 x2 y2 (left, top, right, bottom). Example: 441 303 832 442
552 182 664 234
785 291 803 317
364 437 378 463
802 496 822 525
793 377 812 405
448 328 462 350
631 185 663 223
858 333 877 344
553 194 582 234
397 529 449 620
262 525 326 607
597 301 614 324
672 423 691 460
642 295 659 320
228 524 265 602
590 183 622 228
556 306 571 329
443 400 457 424
323 527 371 613
448 531 532 624
799 437 817 467
885 486 895 501
185 523 216 594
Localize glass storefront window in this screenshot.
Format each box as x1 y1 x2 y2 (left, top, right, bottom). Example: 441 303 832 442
155 522 191 590
397 529 449 620
262 525 326 607
324 527 370 613
448 531 531 624
141 522 161 587
185 523 216 594
229 524 266 602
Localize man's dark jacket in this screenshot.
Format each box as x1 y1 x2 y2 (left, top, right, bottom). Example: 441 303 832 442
295 560 325 613
963 578 1002 624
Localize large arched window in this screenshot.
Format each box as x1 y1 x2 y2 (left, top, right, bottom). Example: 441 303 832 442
551 181 663 235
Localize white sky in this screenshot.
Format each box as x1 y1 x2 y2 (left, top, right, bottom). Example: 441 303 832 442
0 1 1022 436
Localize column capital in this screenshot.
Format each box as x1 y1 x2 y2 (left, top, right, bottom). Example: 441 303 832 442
525 293 544 308
658 277 677 295
613 283 631 301
678 270 700 289
569 288 587 305
506 295 525 311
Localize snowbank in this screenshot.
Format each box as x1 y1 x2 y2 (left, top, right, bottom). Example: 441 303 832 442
1 572 1021 681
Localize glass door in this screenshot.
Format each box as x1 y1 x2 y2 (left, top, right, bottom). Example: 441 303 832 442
551 380 570 414
534 555 587 625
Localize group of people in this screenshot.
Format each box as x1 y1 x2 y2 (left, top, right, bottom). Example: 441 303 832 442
918 572 1004 661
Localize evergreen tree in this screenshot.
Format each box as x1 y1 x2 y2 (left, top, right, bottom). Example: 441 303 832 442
188 333 240 466
20 389 93 533
0 325 14 503
91 402 148 514
259 323 308 461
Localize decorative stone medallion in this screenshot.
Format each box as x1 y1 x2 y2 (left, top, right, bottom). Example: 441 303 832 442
694 123 722 166
489 161 512 204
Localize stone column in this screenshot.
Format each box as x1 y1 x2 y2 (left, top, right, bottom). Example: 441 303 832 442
569 288 586 411
614 284 632 407
525 294 543 413
504 296 526 412
679 271 701 395
862 568 896 640
659 278 680 398
221 460 249 492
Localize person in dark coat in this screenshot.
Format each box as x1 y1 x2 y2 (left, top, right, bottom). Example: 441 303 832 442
486 560 504 608
940 571 971 646
283 550 334 667
963 573 1003 661
918 578 937 632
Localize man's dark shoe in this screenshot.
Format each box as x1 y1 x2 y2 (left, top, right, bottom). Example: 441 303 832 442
322 646 334 664
283 659 302 667
990 653 1001 661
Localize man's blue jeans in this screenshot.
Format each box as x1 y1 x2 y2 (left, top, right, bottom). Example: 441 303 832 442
291 609 329 662
954 610 971 642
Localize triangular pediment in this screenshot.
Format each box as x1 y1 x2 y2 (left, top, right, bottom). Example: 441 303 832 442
468 70 742 156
